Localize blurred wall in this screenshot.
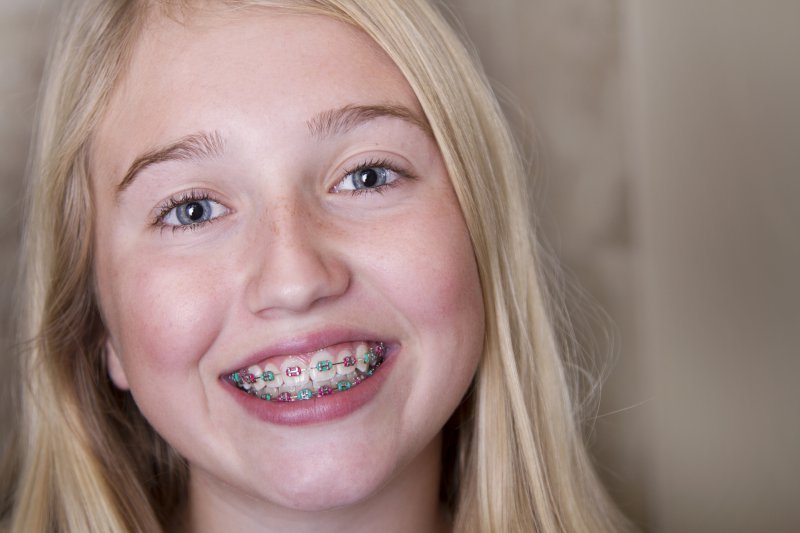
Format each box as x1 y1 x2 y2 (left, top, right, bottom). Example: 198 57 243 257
627 1 800 531
1 1 799 532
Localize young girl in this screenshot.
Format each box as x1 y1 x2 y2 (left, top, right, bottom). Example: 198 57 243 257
2 0 632 531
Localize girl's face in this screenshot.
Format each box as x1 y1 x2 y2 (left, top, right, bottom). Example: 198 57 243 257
92 8 484 517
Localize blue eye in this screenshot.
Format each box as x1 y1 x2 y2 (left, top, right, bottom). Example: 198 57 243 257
160 197 229 227
335 164 399 193
351 167 389 189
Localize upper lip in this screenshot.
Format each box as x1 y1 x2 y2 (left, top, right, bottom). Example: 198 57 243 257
221 326 390 375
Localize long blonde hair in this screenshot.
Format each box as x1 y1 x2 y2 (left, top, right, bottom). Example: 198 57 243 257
3 0 631 531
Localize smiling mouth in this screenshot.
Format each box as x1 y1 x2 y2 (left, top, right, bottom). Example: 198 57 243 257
228 341 386 402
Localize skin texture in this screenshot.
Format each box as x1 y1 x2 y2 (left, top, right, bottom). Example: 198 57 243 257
91 8 484 532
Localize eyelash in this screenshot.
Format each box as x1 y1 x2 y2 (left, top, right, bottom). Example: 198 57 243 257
152 190 222 233
152 158 413 233
337 157 416 196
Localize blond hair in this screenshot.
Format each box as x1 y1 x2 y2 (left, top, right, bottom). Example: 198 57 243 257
3 1 631 531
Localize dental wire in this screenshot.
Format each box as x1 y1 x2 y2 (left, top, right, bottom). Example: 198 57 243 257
229 343 385 402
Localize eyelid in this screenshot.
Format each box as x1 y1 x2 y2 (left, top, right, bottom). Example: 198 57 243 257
151 189 231 230
331 156 417 194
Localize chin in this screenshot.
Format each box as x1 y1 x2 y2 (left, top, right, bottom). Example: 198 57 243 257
244 459 393 512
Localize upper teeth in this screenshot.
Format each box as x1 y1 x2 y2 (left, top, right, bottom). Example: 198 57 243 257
309 350 336 382
230 341 385 398
280 357 308 387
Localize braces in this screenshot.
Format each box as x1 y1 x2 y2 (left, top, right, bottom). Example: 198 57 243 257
229 342 386 402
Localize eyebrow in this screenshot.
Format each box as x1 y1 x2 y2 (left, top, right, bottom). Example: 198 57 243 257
306 103 432 139
116 130 225 196
115 105 430 196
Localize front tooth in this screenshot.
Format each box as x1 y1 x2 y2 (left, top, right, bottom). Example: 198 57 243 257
355 343 370 372
309 350 336 383
280 357 308 387
262 362 283 388
335 349 356 375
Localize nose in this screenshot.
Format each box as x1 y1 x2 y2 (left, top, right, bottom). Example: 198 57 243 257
246 200 350 315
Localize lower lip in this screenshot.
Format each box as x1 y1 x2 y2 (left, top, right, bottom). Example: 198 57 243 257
225 347 397 426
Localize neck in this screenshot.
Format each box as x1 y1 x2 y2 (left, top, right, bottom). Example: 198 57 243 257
180 433 448 533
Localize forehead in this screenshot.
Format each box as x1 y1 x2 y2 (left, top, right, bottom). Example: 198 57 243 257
93 7 421 182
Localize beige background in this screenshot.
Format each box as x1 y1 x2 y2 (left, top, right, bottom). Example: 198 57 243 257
2 1 799 531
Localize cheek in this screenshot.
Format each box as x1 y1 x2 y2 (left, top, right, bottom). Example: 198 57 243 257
373 201 484 442
97 249 230 383
370 196 485 362
397 208 481 324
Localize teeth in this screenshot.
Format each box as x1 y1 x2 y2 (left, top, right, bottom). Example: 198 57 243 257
278 392 293 402
262 362 283 388
263 386 279 399
230 341 387 401
297 388 314 401
241 367 259 390
279 382 297 394
355 343 370 372
336 349 356 375
280 357 308 388
309 350 336 383
245 365 266 391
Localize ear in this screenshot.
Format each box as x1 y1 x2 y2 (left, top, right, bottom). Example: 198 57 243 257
105 340 131 390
